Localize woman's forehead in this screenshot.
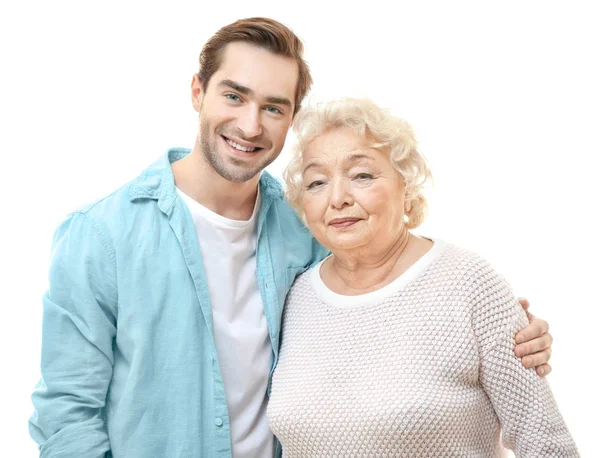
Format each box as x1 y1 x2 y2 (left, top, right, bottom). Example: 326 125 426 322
305 129 373 157
302 129 389 169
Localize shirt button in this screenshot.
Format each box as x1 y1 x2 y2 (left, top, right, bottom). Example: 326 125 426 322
215 417 223 427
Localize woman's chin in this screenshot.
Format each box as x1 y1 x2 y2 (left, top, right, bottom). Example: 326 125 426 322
322 236 368 253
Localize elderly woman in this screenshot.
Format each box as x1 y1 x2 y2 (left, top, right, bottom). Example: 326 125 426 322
267 98 578 456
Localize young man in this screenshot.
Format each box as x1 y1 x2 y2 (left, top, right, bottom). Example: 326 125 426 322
29 17 553 458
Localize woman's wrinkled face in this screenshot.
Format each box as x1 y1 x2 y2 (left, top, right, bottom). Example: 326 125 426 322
301 128 407 252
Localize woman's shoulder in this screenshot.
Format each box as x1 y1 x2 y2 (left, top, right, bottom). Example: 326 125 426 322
435 240 519 310
428 240 497 278
426 240 513 299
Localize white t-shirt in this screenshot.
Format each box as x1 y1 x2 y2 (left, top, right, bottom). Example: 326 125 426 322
177 188 273 458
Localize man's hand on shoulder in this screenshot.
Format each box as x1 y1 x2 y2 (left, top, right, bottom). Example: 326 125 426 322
514 297 553 377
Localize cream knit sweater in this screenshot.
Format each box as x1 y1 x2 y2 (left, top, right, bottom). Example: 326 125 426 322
267 241 578 457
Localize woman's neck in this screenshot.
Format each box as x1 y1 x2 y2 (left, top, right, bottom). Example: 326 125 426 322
321 230 433 295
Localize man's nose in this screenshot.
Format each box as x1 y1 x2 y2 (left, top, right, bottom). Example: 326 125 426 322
237 105 263 139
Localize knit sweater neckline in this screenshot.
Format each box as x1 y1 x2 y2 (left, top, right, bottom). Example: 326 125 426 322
310 238 449 309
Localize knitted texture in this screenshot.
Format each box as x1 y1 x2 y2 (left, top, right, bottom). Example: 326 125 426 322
267 244 578 457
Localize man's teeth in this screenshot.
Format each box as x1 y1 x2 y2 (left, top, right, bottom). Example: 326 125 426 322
225 138 257 152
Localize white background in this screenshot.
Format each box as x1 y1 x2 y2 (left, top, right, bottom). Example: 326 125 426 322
1 0 597 456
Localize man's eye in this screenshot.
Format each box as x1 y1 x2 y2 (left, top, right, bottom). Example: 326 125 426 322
265 106 283 115
355 173 374 180
225 93 241 102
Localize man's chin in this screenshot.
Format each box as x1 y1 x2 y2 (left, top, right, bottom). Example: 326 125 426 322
215 162 263 183
201 143 265 183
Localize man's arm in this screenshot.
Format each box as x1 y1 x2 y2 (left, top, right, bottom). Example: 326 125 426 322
29 212 118 457
514 297 553 376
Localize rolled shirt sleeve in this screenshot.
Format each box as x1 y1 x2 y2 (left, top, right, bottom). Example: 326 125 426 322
29 212 118 457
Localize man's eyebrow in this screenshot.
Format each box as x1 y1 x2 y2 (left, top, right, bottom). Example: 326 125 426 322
218 79 292 108
265 96 292 108
219 79 253 95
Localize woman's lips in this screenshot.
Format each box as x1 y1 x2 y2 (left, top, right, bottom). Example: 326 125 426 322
328 218 361 228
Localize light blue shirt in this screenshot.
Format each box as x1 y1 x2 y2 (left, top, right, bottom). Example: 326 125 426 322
29 148 328 458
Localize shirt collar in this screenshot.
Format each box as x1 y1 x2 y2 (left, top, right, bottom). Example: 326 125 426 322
128 147 284 216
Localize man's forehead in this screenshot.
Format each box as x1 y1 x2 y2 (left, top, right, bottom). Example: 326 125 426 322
213 42 298 99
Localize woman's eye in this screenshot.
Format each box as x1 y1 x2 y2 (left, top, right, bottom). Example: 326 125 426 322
307 180 325 190
355 173 374 180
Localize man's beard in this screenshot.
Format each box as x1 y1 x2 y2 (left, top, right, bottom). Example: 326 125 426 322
199 118 276 183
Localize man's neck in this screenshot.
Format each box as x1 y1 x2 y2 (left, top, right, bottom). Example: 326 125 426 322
172 146 260 221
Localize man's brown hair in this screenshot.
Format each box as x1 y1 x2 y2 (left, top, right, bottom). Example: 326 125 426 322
198 17 311 115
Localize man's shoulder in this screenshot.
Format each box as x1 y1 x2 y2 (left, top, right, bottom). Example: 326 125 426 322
63 159 168 244
75 152 171 221
260 172 306 229
259 170 285 202
265 191 311 237
73 178 141 223
260 172 328 266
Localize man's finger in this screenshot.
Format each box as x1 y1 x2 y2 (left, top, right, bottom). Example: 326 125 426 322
517 297 530 311
521 348 552 369
536 364 552 377
515 318 550 344
515 334 553 357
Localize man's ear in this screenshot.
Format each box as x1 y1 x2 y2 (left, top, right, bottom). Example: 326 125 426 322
191 74 204 113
